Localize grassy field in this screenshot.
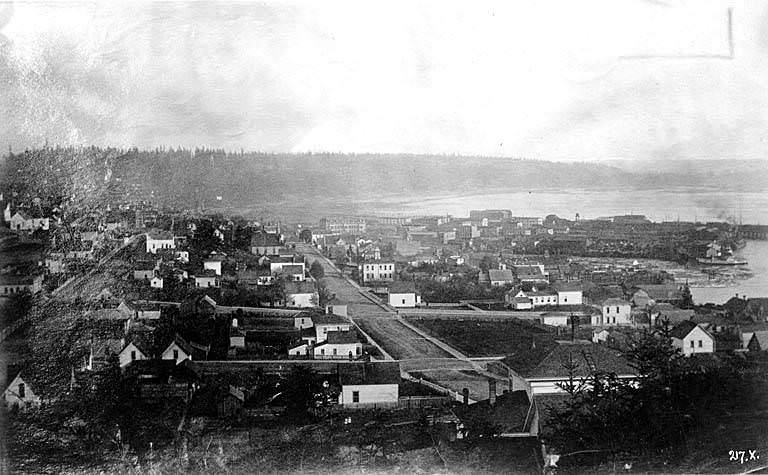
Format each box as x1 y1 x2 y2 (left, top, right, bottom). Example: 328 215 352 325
407 318 556 358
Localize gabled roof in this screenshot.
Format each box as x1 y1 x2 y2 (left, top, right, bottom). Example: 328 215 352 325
749 331 768 350
338 362 401 386
279 264 305 275
488 269 514 282
312 313 351 325
324 330 360 345
670 320 708 340
388 280 417 294
167 333 193 356
503 340 635 379
603 298 630 307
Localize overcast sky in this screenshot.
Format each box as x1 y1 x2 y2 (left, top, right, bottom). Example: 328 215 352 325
1 0 766 161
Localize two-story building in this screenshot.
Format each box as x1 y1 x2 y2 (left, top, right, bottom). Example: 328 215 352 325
359 260 396 284
0 274 44 296
596 298 632 326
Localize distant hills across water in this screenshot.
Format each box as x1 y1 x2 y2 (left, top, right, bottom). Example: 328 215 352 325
1 148 766 220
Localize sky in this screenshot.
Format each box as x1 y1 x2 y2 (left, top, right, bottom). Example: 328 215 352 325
0 0 766 161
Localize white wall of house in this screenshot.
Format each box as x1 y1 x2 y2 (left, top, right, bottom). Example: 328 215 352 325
542 315 569 327
118 343 147 367
672 326 715 356
195 276 219 288
162 342 190 363
286 292 317 308
601 304 631 325
315 323 352 342
3 375 41 410
314 342 362 359
230 335 245 348
289 343 309 356
557 290 583 306
360 262 395 283
531 294 558 307
339 383 399 406
388 292 419 308
150 277 163 289
294 316 314 329
529 375 636 395
146 236 175 254
203 260 222 275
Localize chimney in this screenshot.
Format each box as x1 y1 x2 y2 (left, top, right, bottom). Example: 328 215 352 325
462 388 469 406
489 379 497 406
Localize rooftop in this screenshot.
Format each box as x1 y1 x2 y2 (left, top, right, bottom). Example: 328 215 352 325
338 361 401 386
503 340 635 379
388 280 417 294
488 269 514 282
324 330 360 345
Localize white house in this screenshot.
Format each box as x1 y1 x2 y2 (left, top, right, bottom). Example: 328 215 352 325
517 290 558 308
285 281 319 308
145 231 175 254
555 285 583 306
3 373 41 410
671 321 715 356
312 314 353 342
359 260 396 284
337 362 400 407
288 342 310 356
117 300 162 320
313 331 362 359
9 211 50 232
541 314 570 327
150 276 164 289
203 254 224 276
277 264 306 282
599 298 632 326
118 340 150 367
162 336 192 364
193 272 220 288
0 274 44 296
488 269 515 287
268 255 306 280
387 281 421 308
504 340 636 395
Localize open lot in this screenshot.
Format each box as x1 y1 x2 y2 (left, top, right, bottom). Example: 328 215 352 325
407 318 557 358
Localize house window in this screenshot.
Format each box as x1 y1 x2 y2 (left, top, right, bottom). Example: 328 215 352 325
356 346 361 355
690 341 695 348
606 307 610 314
616 306 620 313
564 297 567 302
352 391 360 403
333 348 337 356
320 349 325 356
18 383 25 398
131 350 137 360
698 340 703 348
173 349 179 360
402 299 406 305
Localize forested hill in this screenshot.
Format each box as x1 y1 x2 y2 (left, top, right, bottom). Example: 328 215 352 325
1 147 765 212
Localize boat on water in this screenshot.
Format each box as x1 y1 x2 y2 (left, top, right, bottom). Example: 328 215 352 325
698 240 748 265
696 257 748 266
